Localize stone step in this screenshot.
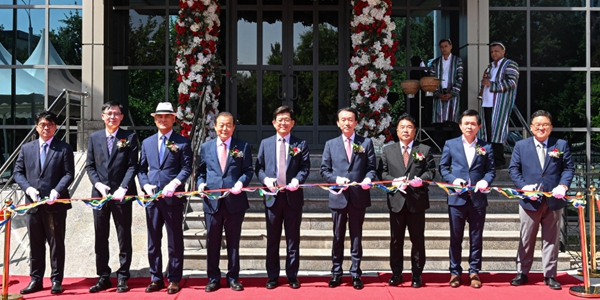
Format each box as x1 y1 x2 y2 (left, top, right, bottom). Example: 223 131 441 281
182 248 570 272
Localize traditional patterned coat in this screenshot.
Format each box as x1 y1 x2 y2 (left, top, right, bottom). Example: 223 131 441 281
479 58 520 144
429 54 463 123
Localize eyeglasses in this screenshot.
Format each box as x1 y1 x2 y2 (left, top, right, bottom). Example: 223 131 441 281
37 122 55 128
103 112 122 117
532 123 552 129
398 125 415 130
275 118 292 124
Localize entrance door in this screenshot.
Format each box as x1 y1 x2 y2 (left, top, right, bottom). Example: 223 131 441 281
230 0 346 151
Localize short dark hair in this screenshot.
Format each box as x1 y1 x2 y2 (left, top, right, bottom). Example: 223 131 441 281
273 105 295 121
101 101 124 113
397 113 417 127
459 109 482 125
35 110 57 125
531 110 552 124
490 41 506 50
216 111 235 123
439 38 452 46
336 107 358 121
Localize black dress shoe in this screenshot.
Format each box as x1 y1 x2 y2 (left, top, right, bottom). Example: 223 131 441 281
328 275 342 288
510 273 529 286
117 279 129 293
412 275 423 288
167 282 181 294
288 278 300 289
352 276 364 290
51 282 64 294
266 278 278 289
145 280 165 293
89 277 112 293
20 281 43 294
228 280 244 291
205 281 221 292
388 274 403 286
544 277 562 290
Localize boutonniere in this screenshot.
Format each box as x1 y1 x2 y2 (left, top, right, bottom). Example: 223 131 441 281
165 140 179 153
289 146 301 157
351 142 365 153
475 144 486 156
117 138 130 148
230 146 244 158
548 148 563 158
412 151 425 162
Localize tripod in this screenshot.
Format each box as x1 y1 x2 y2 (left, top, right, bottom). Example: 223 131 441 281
416 90 441 152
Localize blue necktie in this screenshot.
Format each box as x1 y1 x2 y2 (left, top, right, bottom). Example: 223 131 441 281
159 135 166 162
40 143 47 167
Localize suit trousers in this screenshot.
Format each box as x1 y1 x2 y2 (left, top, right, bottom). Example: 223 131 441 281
331 205 366 277
448 198 486 275
389 204 426 276
205 201 246 283
93 201 133 280
145 200 184 282
27 209 67 283
517 200 562 277
265 192 303 280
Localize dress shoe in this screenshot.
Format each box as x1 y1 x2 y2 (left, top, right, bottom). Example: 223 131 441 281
388 274 403 286
20 281 43 294
227 280 244 291
89 277 112 293
266 278 278 289
51 282 64 294
145 280 165 293
205 281 221 292
469 273 482 288
288 278 301 289
449 274 461 288
544 277 562 290
328 275 342 288
352 276 364 290
117 279 129 293
510 273 529 286
167 282 181 294
411 275 423 288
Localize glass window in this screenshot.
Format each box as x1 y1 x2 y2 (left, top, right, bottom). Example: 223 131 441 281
0 8 45 62
294 10 313 66
236 70 257 125
318 11 337 65
531 11 585 67
318 71 337 125
50 0 82 5
389 70 407 125
592 72 600 128
490 0 526 6
0 0 45 4
490 10 526 65
592 12 600 67
111 10 167 66
530 71 586 128
49 8 82 65
294 70 313 125
238 11 257 65
263 11 281 66
391 17 406 67
409 11 434 66
531 0 585 7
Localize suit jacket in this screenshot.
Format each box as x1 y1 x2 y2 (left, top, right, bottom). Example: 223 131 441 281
508 136 574 211
255 135 310 209
86 128 139 199
439 136 496 207
138 132 193 205
377 142 436 213
320 135 376 210
14 138 74 213
196 137 254 214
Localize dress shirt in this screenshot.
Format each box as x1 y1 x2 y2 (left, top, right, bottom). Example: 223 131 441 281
105 128 119 139
158 130 173 153
39 136 54 154
441 54 452 89
216 136 232 157
482 57 505 107
276 134 290 173
462 135 478 168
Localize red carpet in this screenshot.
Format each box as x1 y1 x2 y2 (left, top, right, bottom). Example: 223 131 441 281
0 273 582 299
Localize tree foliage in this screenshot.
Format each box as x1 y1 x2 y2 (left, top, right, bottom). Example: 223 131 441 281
49 9 82 66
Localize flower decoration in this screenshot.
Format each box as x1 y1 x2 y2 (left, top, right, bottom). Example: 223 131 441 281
174 0 222 140
349 0 399 150
351 142 365 153
412 151 424 162
289 146 301 157
475 145 486 156
548 148 563 158
117 138 130 148
230 146 244 158
166 140 179 153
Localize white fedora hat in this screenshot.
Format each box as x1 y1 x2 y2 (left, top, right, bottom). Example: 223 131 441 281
151 102 177 116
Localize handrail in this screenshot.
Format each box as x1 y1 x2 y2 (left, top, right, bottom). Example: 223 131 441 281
511 105 532 139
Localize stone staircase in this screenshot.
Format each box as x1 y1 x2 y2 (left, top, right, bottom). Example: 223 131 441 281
182 154 572 273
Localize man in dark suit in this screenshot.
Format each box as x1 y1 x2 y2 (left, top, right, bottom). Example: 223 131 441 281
14 111 74 295
85 101 138 293
439 109 495 288
197 112 253 292
508 110 574 290
255 106 310 289
138 102 193 294
377 113 436 288
320 107 376 290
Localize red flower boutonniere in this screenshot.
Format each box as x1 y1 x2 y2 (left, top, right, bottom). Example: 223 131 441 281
412 152 425 162
289 146 301 157
548 148 563 158
165 140 179 153
117 138 130 148
475 145 486 156
230 146 244 158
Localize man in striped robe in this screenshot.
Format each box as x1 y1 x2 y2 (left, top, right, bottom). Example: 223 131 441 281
479 42 520 169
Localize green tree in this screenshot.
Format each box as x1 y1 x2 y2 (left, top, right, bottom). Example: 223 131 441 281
49 10 82 66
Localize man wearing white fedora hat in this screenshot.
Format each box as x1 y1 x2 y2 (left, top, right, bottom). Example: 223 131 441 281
138 102 193 294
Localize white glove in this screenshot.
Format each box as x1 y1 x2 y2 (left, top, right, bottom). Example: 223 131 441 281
453 178 467 186
94 182 111 198
475 180 488 193
198 183 207 192
287 178 299 192
112 187 127 201
26 187 40 202
162 180 180 197
264 177 277 192
230 181 243 195
552 185 567 199
521 184 538 191
360 177 371 190
392 176 407 187
47 189 59 205
336 177 350 185
143 184 157 196
409 177 423 188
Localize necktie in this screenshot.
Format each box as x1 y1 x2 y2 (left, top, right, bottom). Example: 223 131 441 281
40 143 47 167
278 138 287 186
219 142 228 173
346 138 352 162
403 146 409 167
159 135 166 162
538 143 545 169
107 135 114 156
